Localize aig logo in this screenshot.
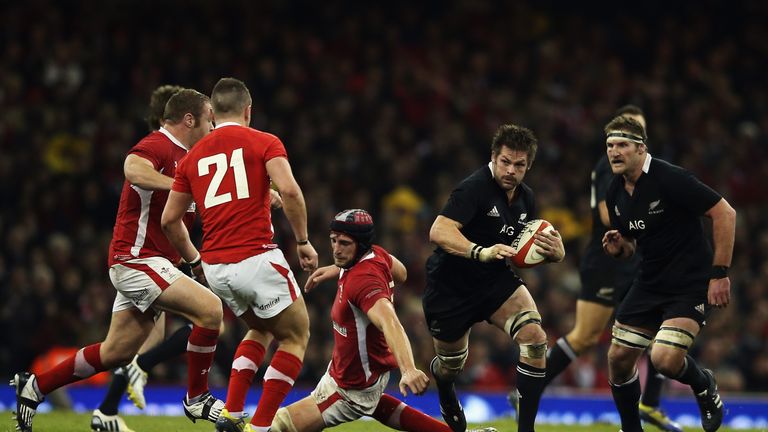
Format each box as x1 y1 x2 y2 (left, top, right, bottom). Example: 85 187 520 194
629 220 645 230
499 224 515 236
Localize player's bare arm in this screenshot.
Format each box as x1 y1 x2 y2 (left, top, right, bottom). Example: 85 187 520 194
390 254 407 285
704 198 736 307
124 154 174 190
161 190 200 264
430 215 514 262
533 229 566 262
367 298 429 396
266 156 318 271
303 265 341 292
602 229 636 259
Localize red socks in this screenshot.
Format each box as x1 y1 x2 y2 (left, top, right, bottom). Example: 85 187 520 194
251 350 302 427
225 340 266 412
187 325 219 398
373 393 452 432
37 343 104 395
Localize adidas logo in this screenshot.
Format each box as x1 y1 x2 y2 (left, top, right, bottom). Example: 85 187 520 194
487 206 500 217
695 303 705 315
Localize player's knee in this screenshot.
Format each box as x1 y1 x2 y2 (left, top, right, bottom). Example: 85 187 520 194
607 342 639 370
271 407 298 432
505 310 543 341
568 328 601 352
434 346 469 380
199 301 223 329
651 326 694 376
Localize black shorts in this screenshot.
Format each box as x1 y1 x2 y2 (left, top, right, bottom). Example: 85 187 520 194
422 270 525 342
579 268 633 307
615 282 711 330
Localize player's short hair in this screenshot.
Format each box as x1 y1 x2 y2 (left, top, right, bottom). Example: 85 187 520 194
604 115 647 143
614 104 644 118
163 89 210 127
211 77 252 115
491 124 538 165
146 85 182 131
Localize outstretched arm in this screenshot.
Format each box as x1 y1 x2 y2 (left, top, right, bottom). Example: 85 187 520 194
368 299 429 396
266 156 318 272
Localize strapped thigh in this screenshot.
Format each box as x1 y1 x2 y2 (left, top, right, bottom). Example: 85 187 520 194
654 326 695 351
611 324 652 349
503 309 542 339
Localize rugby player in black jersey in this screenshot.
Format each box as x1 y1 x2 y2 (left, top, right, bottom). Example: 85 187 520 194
423 124 565 432
602 115 735 432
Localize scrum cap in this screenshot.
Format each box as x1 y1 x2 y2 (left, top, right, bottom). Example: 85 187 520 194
330 209 375 265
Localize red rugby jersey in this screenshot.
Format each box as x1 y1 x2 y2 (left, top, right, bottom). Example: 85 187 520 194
329 245 398 389
173 123 286 264
109 128 195 266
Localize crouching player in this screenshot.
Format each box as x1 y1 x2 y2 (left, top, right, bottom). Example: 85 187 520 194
270 209 496 432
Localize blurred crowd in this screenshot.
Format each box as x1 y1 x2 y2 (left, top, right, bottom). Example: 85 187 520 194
2 0 767 394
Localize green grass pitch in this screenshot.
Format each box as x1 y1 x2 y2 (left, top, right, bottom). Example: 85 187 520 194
2 411 765 432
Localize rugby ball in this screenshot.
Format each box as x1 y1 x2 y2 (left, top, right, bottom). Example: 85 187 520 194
509 219 554 268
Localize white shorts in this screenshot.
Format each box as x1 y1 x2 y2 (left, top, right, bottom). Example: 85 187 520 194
203 249 301 319
310 369 390 427
110 256 184 313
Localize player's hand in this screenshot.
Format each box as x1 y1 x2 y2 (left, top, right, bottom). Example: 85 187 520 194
269 189 283 209
602 230 625 258
304 265 341 293
708 277 731 308
191 262 208 287
297 242 319 272
399 368 430 396
478 244 516 262
534 229 565 262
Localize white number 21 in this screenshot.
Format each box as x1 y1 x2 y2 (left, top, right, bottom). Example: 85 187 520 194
197 148 250 208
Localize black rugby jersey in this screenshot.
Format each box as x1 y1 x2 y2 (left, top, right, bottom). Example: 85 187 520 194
580 156 640 275
606 155 721 291
427 163 536 287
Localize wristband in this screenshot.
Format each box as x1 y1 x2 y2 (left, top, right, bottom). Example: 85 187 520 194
297 239 309 246
187 253 202 268
469 243 484 261
710 265 729 279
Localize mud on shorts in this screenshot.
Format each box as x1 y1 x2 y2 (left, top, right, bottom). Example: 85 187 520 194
311 370 390 427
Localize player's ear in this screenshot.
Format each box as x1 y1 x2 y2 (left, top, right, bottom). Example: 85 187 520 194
183 112 195 128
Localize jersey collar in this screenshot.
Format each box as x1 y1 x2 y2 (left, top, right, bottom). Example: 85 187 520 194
158 127 188 152
642 153 652 173
215 122 241 129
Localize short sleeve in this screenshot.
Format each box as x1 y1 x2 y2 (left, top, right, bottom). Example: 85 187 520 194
440 184 479 226
348 274 391 314
264 135 288 163
663 168 721 215
129 141 163 170
172 157 192 194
